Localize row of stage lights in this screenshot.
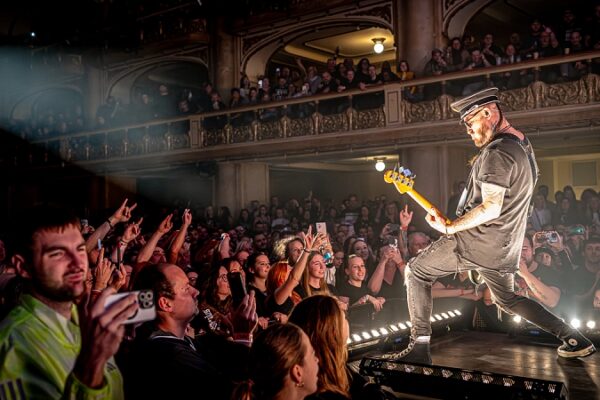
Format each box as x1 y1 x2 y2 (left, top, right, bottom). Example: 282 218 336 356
512 315 597 330
347 309 462 346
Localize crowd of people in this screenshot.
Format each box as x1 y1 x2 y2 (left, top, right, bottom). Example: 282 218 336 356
0 180 599 398
6 5 600 142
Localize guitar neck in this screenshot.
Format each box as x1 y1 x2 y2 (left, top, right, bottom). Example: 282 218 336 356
407 190 452 224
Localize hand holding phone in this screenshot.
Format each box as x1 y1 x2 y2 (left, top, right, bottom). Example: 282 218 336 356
104 290 156 325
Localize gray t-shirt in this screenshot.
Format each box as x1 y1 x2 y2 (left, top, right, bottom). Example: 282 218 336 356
455 135 537 272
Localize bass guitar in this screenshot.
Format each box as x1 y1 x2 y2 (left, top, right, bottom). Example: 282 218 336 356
383 165 483 285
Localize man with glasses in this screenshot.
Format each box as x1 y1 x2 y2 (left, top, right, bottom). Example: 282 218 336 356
394 87 595 364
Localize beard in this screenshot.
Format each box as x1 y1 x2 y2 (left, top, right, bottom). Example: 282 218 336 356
470 119 495 147
32 278 83 302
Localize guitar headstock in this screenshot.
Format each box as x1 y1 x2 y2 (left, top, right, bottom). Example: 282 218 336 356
383 164 416 194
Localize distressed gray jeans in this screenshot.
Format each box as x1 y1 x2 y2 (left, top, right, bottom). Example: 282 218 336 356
406 235 574 340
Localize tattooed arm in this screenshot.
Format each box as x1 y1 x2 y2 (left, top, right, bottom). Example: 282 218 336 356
427 182 505 234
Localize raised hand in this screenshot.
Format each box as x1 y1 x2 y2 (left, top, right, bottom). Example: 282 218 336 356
122 218 143 243
93 249 112 291
182 208 192 227
399 204 413 229
230 291 258 336
109 263 128 291
157 214 174 235
110 199 138 225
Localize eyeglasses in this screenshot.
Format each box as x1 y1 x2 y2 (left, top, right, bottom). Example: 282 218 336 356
460 108 485 128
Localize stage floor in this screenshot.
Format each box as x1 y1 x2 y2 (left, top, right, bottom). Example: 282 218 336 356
386 330 600 399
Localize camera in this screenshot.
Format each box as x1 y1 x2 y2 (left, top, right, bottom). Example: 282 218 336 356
386 237 398 249
104 290 156 325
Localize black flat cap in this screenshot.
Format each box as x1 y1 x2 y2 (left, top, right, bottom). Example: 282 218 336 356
450 87 500 120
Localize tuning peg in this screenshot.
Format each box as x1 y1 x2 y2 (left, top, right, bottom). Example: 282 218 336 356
403 168 412 177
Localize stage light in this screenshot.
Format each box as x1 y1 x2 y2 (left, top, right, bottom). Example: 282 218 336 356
454 310 462 316
570 318 581 329
375 158 385 171
347 310 461 350
513 315 522 324
587 320 596 329
30 32 36 38
372 38 385 54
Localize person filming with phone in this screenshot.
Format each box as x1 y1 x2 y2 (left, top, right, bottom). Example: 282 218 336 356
0 206 139 399
128 263 258 399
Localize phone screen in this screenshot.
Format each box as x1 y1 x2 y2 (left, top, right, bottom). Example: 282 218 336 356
316 222 327 235
228 272 247 307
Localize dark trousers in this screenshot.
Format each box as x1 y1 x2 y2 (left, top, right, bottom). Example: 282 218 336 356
406 235 574 340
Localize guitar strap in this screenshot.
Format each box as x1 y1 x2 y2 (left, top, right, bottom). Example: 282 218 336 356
456 133 539 217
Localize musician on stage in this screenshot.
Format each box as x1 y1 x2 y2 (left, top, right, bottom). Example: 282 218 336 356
395 87 595 364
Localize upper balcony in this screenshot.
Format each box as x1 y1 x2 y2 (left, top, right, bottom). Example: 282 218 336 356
9 51 600 174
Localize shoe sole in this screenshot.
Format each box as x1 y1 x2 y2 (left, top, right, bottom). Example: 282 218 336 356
557 345 596 359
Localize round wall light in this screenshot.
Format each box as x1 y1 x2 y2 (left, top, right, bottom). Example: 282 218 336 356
372 38 385 54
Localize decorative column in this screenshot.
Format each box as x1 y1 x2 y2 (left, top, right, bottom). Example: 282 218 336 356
394 0 443 74
83 64 106 129
214 17 236 103
216 162 270 215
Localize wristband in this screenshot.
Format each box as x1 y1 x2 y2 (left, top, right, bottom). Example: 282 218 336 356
106 219 114 229
400 226 408 231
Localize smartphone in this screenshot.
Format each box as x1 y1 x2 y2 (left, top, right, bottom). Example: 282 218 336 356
81 219 89 227
228 272 247 307
104 290 156 325
316 222 327 235
258 80 263 89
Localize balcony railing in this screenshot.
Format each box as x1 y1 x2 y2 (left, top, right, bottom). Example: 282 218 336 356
16 50 600 169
